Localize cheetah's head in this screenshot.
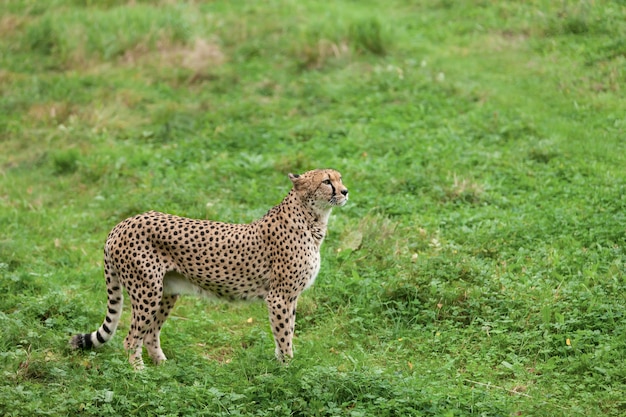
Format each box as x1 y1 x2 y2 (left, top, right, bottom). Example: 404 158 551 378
288 169 348 209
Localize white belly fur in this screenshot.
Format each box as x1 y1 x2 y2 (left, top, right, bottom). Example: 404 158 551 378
163 271 220 299
305 254 321 290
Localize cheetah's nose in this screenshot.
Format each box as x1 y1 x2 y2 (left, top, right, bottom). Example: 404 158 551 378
341 189 348 196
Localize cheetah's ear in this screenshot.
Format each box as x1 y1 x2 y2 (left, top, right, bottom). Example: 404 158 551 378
288 173 306 191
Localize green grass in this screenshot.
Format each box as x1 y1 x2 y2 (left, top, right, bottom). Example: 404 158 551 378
1 0 625 415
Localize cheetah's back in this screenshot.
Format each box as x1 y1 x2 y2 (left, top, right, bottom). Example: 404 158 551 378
106 211 272 300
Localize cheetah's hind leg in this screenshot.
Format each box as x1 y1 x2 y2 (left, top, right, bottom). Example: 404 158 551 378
124 279 165 370
144 293 179 364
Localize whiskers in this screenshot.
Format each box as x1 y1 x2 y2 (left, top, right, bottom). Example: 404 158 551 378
329 196 348 207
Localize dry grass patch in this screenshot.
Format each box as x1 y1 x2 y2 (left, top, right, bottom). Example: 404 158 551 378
480 31 529 52
27 102 76 126
0 13 28 38
338 214 405 266
18 4 194 69
202 346 235 365
162 36 226 81
26 95 147 133
121 36 226 83
445 173 484 204
80 101 149 133
297 39 351 70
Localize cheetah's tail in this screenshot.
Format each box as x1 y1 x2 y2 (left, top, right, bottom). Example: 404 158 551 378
69 248 124 350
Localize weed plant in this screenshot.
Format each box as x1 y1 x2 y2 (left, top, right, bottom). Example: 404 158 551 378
1 0 625 416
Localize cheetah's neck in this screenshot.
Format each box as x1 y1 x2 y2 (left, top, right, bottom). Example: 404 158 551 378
283 190 332 246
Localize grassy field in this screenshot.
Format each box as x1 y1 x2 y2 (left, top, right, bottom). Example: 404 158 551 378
1 0 625 415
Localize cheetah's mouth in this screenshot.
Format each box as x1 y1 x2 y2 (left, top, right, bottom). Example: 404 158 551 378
330 195 348 207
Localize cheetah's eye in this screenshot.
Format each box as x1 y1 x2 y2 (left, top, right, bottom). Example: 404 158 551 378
322 179 331 185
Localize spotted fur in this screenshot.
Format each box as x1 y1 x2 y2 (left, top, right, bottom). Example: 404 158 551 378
70 169 348 368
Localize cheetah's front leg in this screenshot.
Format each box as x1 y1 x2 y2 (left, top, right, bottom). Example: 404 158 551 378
265 291 297 363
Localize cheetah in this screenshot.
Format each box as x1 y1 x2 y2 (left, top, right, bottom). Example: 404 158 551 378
70 169 348 368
